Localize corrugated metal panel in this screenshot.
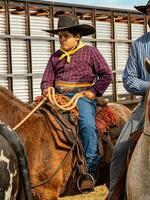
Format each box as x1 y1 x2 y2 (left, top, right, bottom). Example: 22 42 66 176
54 18 59 50
115 43 129 99
11 39 29 101
31 40 50 73
97 42 112 68
97 42 113 96
30 15 51 99
10 14 26 36
55 37 60 51
131 23 144 41
31 40 51 98
115 22 128 40
0 79 8 88
0 14 5 35
54 17 58 29
0 39 8 87
0 39 7 74
96 21 111 39
11 40 28 74
32 78 41 99
30 15 50 37
0 13 8 87
115 43 129 70
104 84 113 98
13 79 29 102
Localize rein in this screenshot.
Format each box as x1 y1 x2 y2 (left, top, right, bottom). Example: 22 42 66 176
13 97 47 131
32 142 76 188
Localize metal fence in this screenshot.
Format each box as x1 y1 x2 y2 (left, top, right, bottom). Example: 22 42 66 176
0 0 147 104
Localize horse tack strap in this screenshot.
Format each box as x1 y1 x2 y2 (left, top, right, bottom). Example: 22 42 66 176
102 134 113 163
49 106 87 175
49 105 78 144
39 107 71 149
127 128 143 165
40 103 88 176
98 136 104 159
32 142 76 189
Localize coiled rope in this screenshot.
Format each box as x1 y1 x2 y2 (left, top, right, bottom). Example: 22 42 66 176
47 87 84 111
13 87 84 130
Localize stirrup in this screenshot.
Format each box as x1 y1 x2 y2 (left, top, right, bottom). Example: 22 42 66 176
77 173 95 193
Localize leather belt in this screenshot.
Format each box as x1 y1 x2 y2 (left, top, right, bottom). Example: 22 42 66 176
55 81 93 88
55 81 93 94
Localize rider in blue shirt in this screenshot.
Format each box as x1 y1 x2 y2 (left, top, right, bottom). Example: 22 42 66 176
108 0 150 199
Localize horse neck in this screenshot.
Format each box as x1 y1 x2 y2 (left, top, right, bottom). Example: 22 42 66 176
0 90 30 130
143 89 150 136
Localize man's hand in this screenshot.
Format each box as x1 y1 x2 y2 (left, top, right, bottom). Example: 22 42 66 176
83 90 96 100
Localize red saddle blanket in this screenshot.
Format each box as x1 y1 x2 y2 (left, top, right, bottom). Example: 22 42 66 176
35 95 119 136
96 105 119 136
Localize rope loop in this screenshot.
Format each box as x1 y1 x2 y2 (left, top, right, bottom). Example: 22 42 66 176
13 87 84 130
47 87 84 111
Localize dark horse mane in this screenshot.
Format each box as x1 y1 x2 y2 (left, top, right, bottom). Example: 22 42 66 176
0 86 44 150
0 86 40 116
0 86 31 108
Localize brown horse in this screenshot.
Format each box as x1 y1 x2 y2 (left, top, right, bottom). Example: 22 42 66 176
0 86 131 200
126 90 150 200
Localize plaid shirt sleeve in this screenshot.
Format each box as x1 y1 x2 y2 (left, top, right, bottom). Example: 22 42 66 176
40 57 55 93
90 48 112 96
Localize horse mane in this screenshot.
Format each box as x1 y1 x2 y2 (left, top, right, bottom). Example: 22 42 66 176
0 86 32 112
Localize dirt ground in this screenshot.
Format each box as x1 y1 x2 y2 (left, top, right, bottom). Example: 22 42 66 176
59 185 108 200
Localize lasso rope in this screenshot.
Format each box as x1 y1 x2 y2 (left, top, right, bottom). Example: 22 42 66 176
13 87 84 130
47 87 84 111
13 97 47 131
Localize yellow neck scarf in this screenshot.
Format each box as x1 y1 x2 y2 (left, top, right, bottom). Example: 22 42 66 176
59 41 85 63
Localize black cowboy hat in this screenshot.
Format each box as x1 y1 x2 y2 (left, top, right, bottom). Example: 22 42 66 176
134 0 150 15
43 14 95 36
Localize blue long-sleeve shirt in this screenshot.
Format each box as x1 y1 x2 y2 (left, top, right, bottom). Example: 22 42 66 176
123 32 150 96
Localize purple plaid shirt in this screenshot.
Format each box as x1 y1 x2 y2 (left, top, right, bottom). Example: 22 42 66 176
41 45 112 96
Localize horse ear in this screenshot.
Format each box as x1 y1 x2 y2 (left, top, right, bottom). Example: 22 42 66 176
144 58 150 74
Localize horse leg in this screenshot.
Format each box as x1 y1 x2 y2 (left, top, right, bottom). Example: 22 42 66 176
32 185 61 200
31 166 64 200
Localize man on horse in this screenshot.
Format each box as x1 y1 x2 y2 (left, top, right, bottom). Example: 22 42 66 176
40 14 112 192
108 1 150 199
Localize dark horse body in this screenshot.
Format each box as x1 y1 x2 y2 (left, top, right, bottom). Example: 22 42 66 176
0 126 19 200
0 123 32 200
0 86 131 200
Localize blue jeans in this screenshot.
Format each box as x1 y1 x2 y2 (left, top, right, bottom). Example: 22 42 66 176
66 93 100 175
